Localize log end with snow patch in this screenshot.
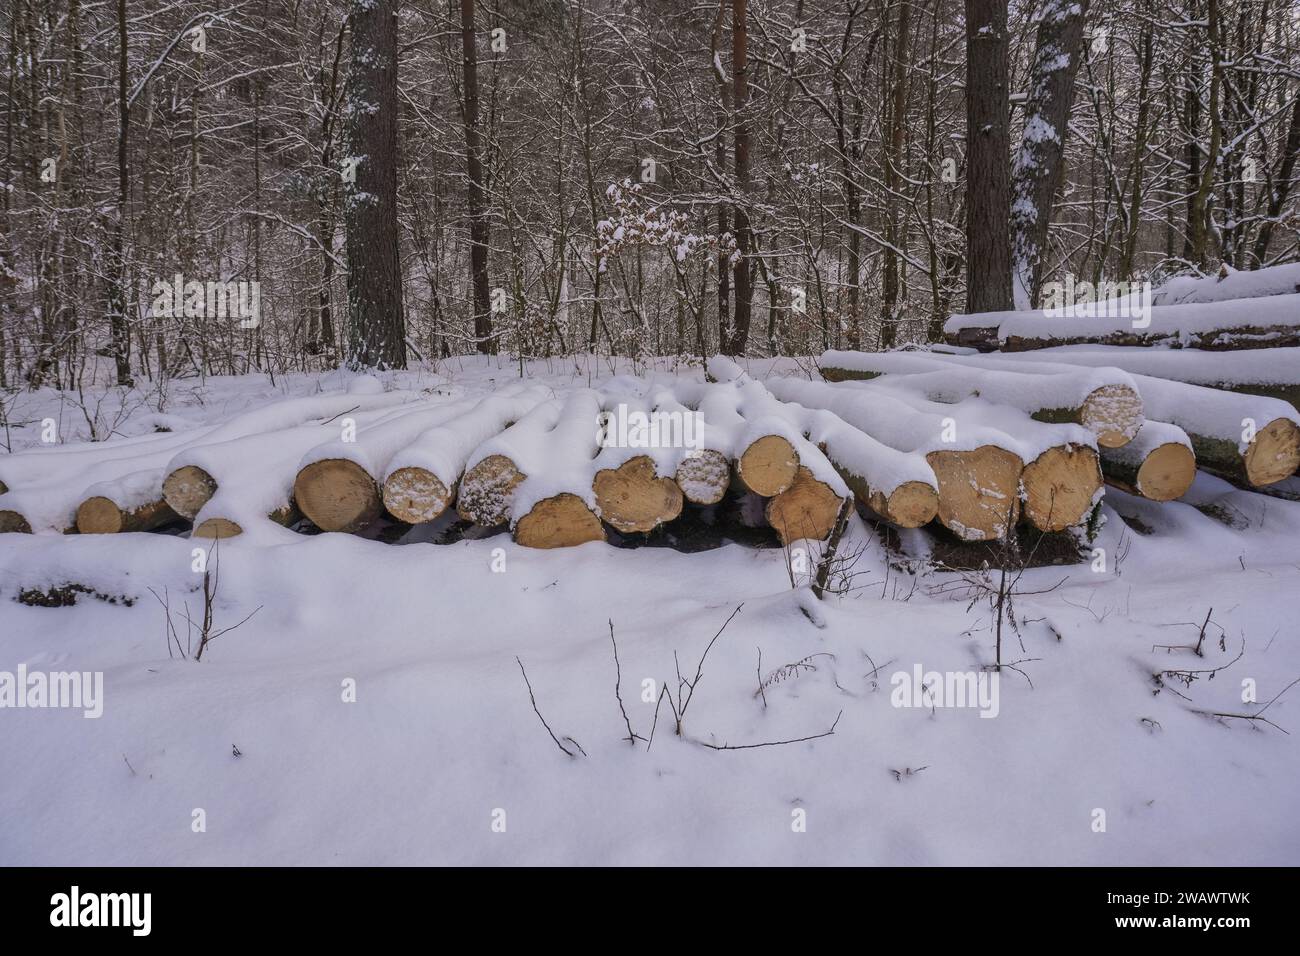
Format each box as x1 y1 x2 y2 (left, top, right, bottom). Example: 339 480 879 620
382 466 452 525
162 465 219 520
513 493 607 548
674 449 731 505
457 454 527 526
926 445 1023 541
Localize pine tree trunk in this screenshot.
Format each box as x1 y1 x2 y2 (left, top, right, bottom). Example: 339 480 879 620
461 0 493 354
726 0 752 355
107 0 133 386
963 0 1013 314
344 0 406 369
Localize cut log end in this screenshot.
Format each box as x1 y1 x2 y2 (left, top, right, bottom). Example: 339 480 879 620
674 449 731 505
382 466 451 525
926 445 1023 541
294 458 382 533
192 517 244 539
878 480 941 529
1020 445 1102 532
593 455 684 533
162 465 218 519
1081 384 1144 448
1244 418 1300 486
737 435 799 496
514 493 606 549
0 510 33 534
1123 443 1197 501
457 454 526 527
766 466 847 545
76 496 178 535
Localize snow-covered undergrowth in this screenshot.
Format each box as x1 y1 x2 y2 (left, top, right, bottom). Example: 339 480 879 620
1 356 1297 865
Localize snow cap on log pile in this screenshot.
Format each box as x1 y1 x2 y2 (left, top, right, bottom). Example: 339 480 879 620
943 291 1300 352
819 349 1144 447
381 386 553 524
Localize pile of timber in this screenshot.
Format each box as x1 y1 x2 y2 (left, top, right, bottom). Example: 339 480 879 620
944 263 1300 353
820 348 1300 494
3 345 1295 552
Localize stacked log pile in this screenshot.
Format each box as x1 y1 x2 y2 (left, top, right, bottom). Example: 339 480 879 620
3 330 1296 551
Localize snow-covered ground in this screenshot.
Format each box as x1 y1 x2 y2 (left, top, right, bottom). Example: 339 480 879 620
1 355 1297 865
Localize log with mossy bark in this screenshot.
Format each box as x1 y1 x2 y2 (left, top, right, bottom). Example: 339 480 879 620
818 349 1143 448
1123 375 1300 487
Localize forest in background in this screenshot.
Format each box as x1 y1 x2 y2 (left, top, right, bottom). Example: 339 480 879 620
1 0 1298 388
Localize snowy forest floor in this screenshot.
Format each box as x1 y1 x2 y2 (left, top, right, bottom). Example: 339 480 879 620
1 355 1297 865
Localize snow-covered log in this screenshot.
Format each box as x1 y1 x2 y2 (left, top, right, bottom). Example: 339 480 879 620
165 404 417 539
765 376 1026 540
160 383 415 520
861 382 1102 532
1117 376 1300 487
819 349 1143 447
75 469 179 533
510 389 607 548
974 345 1300 411
654 389 734 506
294 396 492 533
944 291 1300 352
380 387 552 525
1098 421 1196 501
2 431 229 534
741 386 939 528
919 351 1300 487
702 358 808 496
457 399 565 527
0 428 202 496
1148 262 1300 307
590 390 686 534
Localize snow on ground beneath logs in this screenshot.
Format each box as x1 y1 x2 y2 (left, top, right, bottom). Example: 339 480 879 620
1 355 1298 865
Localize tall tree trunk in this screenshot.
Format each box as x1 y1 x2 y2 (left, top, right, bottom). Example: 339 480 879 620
1118 22 1153 278
1186 0 1222 268
461 0 493 354
725 0 752 355
1251 92 1300 267
710 0 731 352
107 0 133 385
344 0 406 369
1008 0 1089 308
880 0 911 347
964 0 1013 313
